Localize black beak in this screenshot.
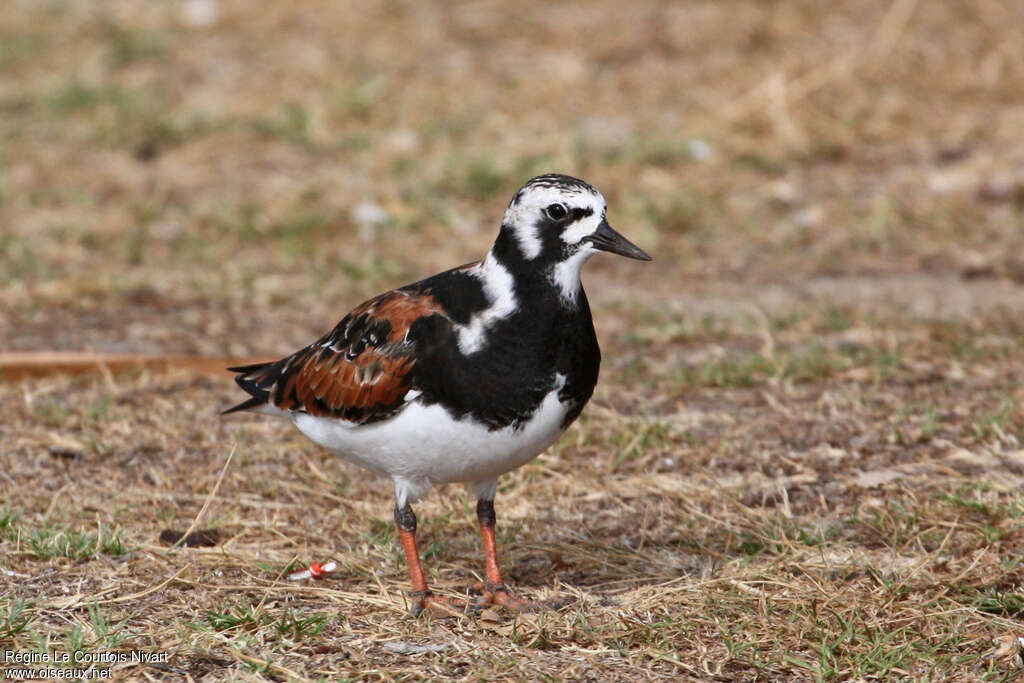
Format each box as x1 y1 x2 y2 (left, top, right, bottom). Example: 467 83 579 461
589 219 652 261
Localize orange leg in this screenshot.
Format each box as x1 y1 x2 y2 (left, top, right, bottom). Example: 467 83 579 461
395 504 463 616
398 527 428 593
473 499 535 611
480 519 504 586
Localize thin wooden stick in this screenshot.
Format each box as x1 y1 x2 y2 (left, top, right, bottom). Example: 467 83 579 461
0 351 269 380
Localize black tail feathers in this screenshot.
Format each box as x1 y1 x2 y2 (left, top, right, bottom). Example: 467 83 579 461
222 360 282 415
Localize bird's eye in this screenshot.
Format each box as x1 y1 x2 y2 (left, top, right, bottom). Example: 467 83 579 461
545 203 568 221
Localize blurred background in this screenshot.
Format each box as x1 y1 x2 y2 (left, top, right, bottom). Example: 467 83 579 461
3 0 1022 358
4 3 1024 677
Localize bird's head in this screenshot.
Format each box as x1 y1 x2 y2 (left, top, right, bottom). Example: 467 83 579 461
490 174 650 302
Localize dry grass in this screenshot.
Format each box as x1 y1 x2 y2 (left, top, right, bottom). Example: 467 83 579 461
3 0 1024 680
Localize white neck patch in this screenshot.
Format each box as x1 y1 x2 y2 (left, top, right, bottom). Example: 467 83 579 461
457 255 518 354
549 246 595 304
511 222 542 260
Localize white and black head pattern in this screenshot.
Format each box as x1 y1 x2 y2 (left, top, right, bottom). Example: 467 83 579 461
490 174 651 303
501 174 607 262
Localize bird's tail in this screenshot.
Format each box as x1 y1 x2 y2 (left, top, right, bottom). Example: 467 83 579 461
222 360 283 414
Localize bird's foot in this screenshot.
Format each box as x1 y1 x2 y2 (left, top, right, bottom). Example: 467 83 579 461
409 590 466 618
469 581 542 612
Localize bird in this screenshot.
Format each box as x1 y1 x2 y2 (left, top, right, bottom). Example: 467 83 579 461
224 173 651 615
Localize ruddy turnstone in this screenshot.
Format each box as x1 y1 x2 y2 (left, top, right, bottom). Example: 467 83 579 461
225 173 650 615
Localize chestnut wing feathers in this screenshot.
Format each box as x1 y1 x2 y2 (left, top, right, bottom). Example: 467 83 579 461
226 291 447 424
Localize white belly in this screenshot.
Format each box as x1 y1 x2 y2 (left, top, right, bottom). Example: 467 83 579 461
290 380 570 504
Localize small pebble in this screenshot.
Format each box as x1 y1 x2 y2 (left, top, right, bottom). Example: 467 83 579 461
382 641 448 655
